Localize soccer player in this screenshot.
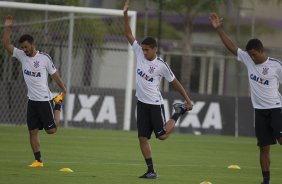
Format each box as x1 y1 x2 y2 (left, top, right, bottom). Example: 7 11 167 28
2 15 67 167
123 0 193 179
209 12 282 184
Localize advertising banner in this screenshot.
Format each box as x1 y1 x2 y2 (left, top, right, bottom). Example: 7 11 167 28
130 92 237 136
0 85 256 137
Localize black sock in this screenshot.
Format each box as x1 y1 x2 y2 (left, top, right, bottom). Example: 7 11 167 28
54 103 62 111
262 171 270 183
34 151 42 162
145 158 154 172
171 112 181 122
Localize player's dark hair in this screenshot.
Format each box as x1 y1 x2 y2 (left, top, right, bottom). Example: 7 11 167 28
141 37 157 48
19 34 34 44
245 38 264 52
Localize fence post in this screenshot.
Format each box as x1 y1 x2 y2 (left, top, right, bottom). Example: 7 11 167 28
64 12 74 128
123 11 137 131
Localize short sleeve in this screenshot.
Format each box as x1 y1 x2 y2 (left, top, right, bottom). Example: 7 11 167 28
162 62 175 82
278 66 282 84
46 57 57 75
12 47 25 63
237 48 252 67
132 40 143 62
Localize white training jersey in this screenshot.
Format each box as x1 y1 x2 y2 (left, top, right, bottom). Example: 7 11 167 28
132 40 175 105
237 48 282 109
13 47 57 101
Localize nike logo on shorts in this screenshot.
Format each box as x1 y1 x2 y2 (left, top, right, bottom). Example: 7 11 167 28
48 123 54 128
157 130 163 135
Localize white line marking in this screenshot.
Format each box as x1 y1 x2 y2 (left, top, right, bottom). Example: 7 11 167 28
0 159 280 170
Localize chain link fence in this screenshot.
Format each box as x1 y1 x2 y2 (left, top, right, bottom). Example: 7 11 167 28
0 2 136 129
0 2 281 132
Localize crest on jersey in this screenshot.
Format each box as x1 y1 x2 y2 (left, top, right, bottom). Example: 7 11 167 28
148 66 155 74
262 67 269 75
34 61 40 68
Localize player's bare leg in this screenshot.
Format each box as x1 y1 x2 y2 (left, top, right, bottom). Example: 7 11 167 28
28 129 43 167
29 129 40 153
45 93 64 134
138 137 157 179
260 145 270 184
139 137 151 159
158 102 188 140
158 119 176 140
53 109 61 128
277 137 282 145
52 92 65 130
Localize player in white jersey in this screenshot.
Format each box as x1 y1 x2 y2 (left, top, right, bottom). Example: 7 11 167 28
210 12 282 184
124 0 193 179
3 15 66 168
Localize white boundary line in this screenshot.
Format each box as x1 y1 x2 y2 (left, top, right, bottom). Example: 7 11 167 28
0 159 280 170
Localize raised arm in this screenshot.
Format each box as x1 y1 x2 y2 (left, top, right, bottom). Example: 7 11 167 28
3 15 15 55
171 78 193 111
209 13 238 56
123 0 135 45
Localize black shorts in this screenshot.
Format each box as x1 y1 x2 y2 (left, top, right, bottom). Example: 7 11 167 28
255 108 282 147
137 100 166 139
27 100 56 131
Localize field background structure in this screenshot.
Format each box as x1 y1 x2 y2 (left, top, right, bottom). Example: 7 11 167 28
0 126 281 184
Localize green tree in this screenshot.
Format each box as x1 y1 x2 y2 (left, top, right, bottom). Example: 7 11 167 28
21 0 80 6
152 0 282 91
156 0 223 91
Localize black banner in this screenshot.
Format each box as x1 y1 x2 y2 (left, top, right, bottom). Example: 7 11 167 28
238 97 255 137
0 83 256 137
130 92 237 136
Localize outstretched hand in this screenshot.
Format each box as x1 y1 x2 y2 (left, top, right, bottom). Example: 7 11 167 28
123 0 129 14
209 12 223 29
4 15 13 27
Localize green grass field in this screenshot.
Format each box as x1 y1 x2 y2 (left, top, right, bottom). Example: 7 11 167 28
0 126 281 184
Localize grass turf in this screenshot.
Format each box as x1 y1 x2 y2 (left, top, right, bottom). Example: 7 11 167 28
0 126 281 184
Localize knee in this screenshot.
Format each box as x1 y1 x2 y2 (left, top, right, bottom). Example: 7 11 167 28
259 145 270 154
158 135 168 140
138 137 148 144
29 129 38 137
278 137 282 145
46 128 57 134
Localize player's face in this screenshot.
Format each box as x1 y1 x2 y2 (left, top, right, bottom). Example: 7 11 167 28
141 44 157 61
247 49 265 64
20 41 36 57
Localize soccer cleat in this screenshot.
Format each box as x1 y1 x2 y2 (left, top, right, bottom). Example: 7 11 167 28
28 160 43 167
173 102 188 115
53 92 64 103
139 170 158 179
261 182 271 184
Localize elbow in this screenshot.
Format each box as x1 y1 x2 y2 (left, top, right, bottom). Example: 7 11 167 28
226 46 237 56
231 48 238 56
125 35 134 45
3 40 10 50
